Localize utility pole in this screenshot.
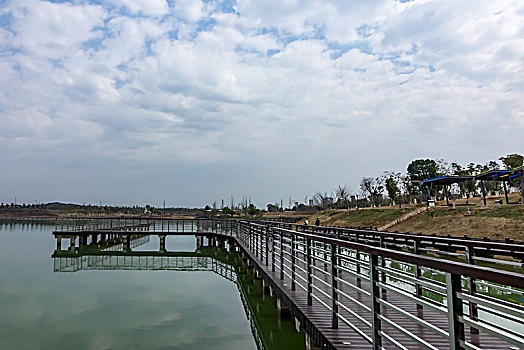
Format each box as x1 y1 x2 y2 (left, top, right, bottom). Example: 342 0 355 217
163 200 165 216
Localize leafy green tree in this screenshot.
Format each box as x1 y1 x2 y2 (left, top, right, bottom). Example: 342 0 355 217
499 153 523 190
500 153 523 169
407 159 438 197
407 159 438 180
246 204 259 216
385 177 399 205
222 207 235 216
266 204 279 212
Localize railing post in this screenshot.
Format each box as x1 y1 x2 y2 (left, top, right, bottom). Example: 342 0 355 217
280 231 284 280
414 240 423 309
307 238 312 305
356 249 361 287
255 226 259 258
330 243 338 328
369 253 382 349
271 228 276 272
249 225 252 250
446 272 465 350
265 225 269 266
379 236 386 285
465 246 479 334
291 233 296 291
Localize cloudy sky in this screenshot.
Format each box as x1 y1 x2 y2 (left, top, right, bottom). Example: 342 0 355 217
0 0 523 208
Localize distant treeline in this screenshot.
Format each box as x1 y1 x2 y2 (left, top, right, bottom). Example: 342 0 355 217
269 153 523 212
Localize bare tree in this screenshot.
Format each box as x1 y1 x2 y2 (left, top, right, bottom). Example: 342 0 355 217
335 185 351 213
360 177 384 207
313 192 330 209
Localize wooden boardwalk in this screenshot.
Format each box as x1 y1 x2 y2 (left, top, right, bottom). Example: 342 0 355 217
231 229 523 350
235 235 370 349
51 218 524 350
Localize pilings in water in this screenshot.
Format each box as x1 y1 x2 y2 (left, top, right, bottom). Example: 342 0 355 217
158 235 166 252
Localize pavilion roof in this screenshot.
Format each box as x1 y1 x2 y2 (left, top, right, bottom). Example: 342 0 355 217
474 167 523 181
411 175 474 186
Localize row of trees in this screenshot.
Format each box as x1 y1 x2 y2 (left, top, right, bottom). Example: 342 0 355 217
308 153 523 211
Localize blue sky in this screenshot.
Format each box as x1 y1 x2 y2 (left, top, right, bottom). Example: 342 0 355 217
0 0 523 207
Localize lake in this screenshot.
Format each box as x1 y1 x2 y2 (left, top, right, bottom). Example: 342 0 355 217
0 222 304 350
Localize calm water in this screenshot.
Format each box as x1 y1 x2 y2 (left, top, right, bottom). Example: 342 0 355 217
0 223 304 350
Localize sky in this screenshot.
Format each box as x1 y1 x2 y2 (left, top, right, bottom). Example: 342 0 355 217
0 0 523 208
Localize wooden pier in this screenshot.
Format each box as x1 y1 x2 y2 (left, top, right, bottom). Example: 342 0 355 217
53 218 524 350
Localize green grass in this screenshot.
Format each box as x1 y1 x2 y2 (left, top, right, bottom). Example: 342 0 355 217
422 205 524 221
474 205 524 220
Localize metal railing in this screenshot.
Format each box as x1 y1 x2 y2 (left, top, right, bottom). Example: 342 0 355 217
53 217 235 234
237 220 524 350
261 221 524 268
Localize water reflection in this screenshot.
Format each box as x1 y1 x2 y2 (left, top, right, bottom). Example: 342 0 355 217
0 223 303 350
51 233 305 350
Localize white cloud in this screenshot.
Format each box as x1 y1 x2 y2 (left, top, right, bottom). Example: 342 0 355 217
107 0 170 17
0 0 522 206
174 0 204 22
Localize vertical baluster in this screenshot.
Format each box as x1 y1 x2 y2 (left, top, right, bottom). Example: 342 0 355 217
446 272 465 350
265 225 269 266
465 246 478 334
280 231 284 280
379 236 386 286
256 226 259 258
356 249 362 287
307 238 312 305
291 233 296 291
369 253 382 349
271 228 276 272
414 240 422 308
249 225 252 250
331 243 338 328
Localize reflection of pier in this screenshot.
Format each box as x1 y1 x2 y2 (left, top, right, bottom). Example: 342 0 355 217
54 255 236 282
52 235 305 350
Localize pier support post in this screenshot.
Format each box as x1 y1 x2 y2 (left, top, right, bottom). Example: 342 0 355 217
277 297 290 318
262 279 271 295
294 317 302 333
159 235 166 252
196 235 202 249
123 235 131 251
305 333 321 350
70 236 77 251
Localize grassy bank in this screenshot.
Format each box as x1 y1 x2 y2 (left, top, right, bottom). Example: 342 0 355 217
391 205 523 240
306 207 417 228
299 204 523 240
